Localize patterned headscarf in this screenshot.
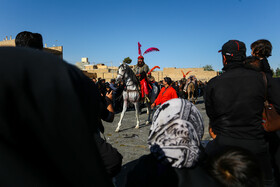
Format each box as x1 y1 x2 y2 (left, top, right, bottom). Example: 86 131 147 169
148 98 204 168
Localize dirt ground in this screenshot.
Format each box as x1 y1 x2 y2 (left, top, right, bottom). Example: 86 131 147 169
102 97 210 165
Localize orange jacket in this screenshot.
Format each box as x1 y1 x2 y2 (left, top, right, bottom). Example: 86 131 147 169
154 86 178 106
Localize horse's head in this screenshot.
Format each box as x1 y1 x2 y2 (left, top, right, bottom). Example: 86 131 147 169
116 63 127 83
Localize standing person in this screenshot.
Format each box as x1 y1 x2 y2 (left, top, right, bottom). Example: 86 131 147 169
92 77 97 84
246 39 280 185
151 77 178 108
251 39 273 76
205 40 280 186
0 47 113 186
96 89 123 179
173 81 180 96
109 79 117 109
109 79 117 92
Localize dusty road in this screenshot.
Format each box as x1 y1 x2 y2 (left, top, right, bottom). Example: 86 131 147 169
102 97 210 165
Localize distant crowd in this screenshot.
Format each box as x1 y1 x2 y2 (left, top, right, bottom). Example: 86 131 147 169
93 75 207 113
0 31 279 187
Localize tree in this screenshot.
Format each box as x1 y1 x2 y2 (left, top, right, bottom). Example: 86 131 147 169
276 68 280 77
203 65 214 71
123 57 132 64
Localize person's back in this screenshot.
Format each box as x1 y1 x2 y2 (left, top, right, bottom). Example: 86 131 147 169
205 40 280 186
206 67 265 139
0 47 113 186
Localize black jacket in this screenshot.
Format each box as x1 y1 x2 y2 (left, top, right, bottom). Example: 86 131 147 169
125 154 220 187
205 62 280 140
0 47 113 186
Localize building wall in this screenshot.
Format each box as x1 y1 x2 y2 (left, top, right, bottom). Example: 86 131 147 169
0 38 15 46
0 38 63 58
83 66 217 82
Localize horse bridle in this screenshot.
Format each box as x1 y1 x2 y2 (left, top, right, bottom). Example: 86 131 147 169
117 64 135 87
117 64 126 80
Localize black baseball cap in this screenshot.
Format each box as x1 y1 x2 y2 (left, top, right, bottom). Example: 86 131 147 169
218 40 246 60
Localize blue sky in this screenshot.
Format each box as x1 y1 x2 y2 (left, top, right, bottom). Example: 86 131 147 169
1 0 280 71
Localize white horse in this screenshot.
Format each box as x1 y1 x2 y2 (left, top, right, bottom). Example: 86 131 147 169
115 63 141 132
115 63 159 132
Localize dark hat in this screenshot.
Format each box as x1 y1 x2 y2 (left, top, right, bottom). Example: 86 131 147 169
219 40 246 61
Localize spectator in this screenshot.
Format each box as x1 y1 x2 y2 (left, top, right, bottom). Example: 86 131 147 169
173 81 180 96
92 77 97 84
246 39 280 185
126 98 219 187
178 80 187 99
95 89 123 178
97 83 123 178
207 147 264 187
109 79 117 92
151 77 178 108
205 40 280 186
159 80 164 89
15 31 43 49
0 47 113 186
250 39 273 76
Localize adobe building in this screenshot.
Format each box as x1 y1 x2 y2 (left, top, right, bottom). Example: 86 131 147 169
0 36 63 58
150 67 217 82
77 58 218 82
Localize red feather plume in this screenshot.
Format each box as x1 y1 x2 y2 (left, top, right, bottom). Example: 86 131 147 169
138 42 142 56
181 70 186 77
185 71 192 76
143 47 159 55
148 66 160 74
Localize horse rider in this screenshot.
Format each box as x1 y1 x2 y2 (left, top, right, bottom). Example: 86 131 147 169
133 55 151 99
183 75 196 92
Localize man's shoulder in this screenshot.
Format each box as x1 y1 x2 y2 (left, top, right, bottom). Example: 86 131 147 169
143 64 149 69
207 76 219 85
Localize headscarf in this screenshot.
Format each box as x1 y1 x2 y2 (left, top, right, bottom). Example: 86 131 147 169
148 98 204 168
0 47 113 186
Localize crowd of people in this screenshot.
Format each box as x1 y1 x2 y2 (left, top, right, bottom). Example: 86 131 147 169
0 31 279 186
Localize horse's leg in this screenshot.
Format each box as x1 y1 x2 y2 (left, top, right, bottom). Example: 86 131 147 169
192 88 196 104
191 91 194 103
146 102 151 125
115 100 127 132
134 102 140 129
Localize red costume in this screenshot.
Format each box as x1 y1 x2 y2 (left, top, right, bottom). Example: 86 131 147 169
154 86 178 106
140 78 152 98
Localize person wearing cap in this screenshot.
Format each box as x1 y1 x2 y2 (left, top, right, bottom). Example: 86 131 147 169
151 77 178 108
133 56 151 98
204 40 280 186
